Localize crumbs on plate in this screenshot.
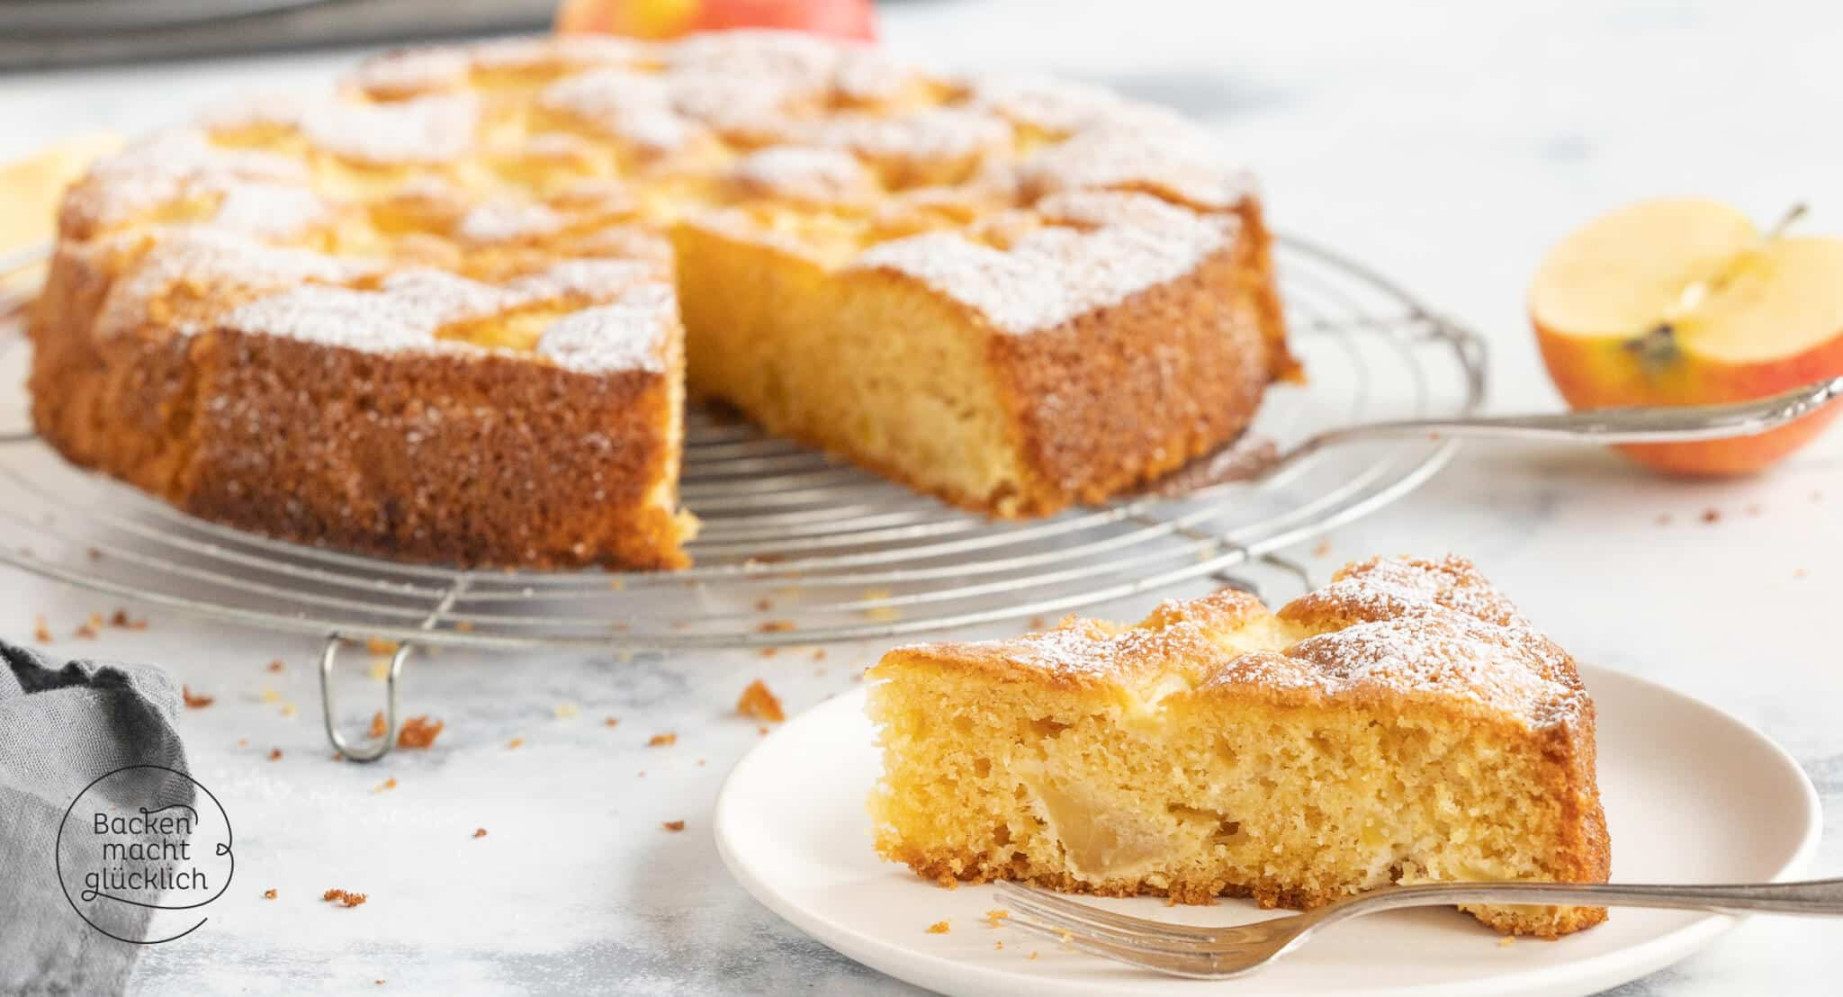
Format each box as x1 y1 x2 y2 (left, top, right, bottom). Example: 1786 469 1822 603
322 888 367 908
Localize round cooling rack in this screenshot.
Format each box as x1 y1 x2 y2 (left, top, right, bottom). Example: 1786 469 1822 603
0 235 1484 754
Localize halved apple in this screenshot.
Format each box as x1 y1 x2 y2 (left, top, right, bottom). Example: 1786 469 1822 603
1532 197 1843 474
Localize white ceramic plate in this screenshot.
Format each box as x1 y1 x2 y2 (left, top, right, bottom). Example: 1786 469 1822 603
715 665 1820 997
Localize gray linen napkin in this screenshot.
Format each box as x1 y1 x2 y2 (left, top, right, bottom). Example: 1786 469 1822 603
0 640 191 997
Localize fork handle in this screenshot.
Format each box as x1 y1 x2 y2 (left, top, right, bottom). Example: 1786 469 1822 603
1331 878 1843 921
1292 377 1843 456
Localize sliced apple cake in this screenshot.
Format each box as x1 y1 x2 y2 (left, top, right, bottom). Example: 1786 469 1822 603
868 555 1610 937
31 32 1292 568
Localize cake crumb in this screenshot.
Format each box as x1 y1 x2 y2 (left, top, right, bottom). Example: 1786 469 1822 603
648 732 677 747
182 686 215 709
507 737 525 749
260 688 281 703
268 748 283 761
1498 936 1515 948
373 777 397 793
473 828 488 839
73 622 99 639
237 738 249 748
266 659 285 673
368 712 388 739
1028 951 1039 960
758 619 796 633
926 920 950 934
984 908 1009 927
368 659 390 681
397 715 444 749
263 889 277 899
322 888 367 908
1795 567 1808 579
279 703 297 717
455 620 475 632
1027 616 1047 630
608 577 626 591
604 716 620 728
1700 508 1722 524
110 609 147 630
1311 537 1333 558
662 820 685 832
737 679 786 723
812 648 827 662
754 597 774 612
366 637 399 656
554 702 580 719
994 941 1003 950
759 647 779 658
757 725 769 735
33 616 51 643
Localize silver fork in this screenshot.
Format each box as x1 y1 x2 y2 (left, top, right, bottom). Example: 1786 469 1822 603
995 878 1843 980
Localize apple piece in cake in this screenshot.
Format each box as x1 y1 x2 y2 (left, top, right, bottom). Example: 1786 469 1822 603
868 555 1611 937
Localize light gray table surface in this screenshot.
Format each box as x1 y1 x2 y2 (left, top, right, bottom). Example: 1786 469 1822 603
1 1 1839 993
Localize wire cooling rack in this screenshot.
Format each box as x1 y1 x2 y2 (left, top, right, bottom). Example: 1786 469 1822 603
0 234 1485 651
0 234 1484 756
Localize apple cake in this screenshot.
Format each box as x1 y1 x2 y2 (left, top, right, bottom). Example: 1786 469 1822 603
30 31 1293 568
868 555 1610 937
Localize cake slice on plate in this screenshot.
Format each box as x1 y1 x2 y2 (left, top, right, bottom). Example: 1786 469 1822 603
867 555 1610 937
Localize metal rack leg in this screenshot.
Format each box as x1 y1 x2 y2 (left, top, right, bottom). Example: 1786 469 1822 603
319 634 414 763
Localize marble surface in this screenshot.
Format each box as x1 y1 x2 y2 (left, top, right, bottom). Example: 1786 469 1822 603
3 1 1842 993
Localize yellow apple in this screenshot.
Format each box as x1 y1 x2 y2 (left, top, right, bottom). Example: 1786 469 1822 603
1531 197 1843 474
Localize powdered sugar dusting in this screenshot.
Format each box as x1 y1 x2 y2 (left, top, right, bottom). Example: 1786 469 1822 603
791 107 1011 168
66 129 310 234
962 73 1129 134
350 47 472 98
94 229 368 338
536 283 674 374
221 285 444 351
852 192 1229 335
1017 108 1251 209
729 146 878 203
300 92 480 165
894 557 1588 730
455 199 567 244
209 182 333 240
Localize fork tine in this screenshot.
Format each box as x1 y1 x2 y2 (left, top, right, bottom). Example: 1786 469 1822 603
1003 913 1251 980
993 882 1218 940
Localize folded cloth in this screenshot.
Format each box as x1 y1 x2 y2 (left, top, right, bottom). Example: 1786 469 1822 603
0 640 190 997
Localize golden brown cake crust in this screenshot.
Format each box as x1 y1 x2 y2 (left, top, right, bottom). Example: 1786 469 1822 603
30 247 689 570
31 32 1293 566
869 555 1612 938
